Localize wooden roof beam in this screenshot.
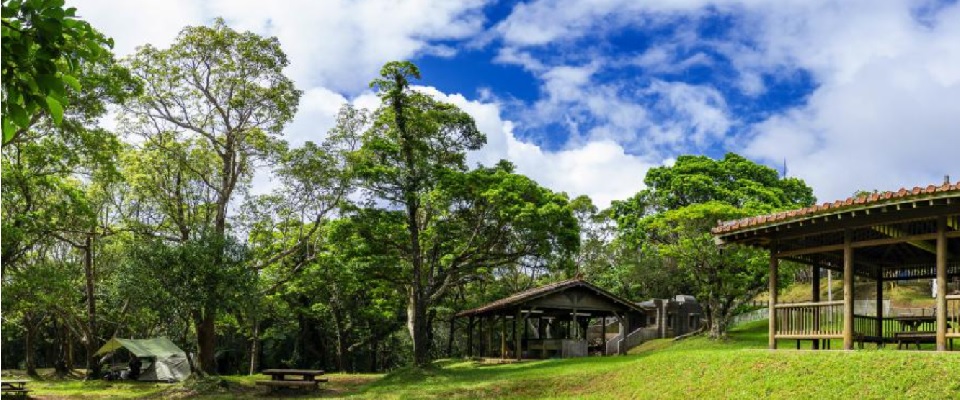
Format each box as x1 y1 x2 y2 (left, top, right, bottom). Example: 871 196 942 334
872 225 937 254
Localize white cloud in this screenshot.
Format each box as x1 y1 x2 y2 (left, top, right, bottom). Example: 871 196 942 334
72 0 488 94
737 0 960 200
417 87 656 208
205 0 489 93
493 0 960 202
70 0 206 56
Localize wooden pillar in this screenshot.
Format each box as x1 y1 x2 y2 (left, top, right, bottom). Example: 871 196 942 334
769 248 778 350
571 309 577 339
876 272 884 345
479 317 486 358
812 266 820 350
500 316 507 359
467 317 474 358
601 317 607 356
936 217 947 351
448 317 456 357
843 230 855 350
515 308 522 361
540 318 547 359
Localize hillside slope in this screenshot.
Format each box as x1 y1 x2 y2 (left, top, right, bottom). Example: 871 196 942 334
352 320 959 400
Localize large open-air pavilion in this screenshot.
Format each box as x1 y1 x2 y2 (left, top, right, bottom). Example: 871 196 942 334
713 182 960 351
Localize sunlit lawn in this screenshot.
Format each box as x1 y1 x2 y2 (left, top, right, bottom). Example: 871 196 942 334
8 320 959 399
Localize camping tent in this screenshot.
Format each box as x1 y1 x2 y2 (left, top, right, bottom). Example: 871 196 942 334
94 337 191 382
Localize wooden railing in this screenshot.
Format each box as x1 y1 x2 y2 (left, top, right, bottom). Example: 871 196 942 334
773 301 843 339
948 295 960 338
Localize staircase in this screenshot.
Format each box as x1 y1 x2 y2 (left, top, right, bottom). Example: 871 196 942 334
605 326 659 354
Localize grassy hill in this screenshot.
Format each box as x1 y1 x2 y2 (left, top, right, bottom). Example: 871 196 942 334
347 320 959 400
11 319 959 399
760 280 937 308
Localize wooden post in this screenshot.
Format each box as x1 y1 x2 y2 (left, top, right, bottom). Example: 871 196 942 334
571 308 577 339
515 308 522 361
843 230 854 350
812 266 820 350
467 317 474 358
500 316 507 359
769 248 778 350
601 316 607 356
936 217 947 351
876 273 884 346
479 317 485 358
540 318 547 359
448 317 455 357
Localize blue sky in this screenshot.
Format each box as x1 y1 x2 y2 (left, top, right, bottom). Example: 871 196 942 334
74 0 960 208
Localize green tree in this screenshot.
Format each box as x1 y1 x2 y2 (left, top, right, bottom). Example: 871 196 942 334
237 105 363 373
120 19 300 374
353 63 578 365
613 153 815 338
1 0 117 145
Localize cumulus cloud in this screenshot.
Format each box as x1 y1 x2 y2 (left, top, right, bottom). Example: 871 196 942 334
73 0 489 94
418 87 656 208
736 0 960 200
491 0 960 202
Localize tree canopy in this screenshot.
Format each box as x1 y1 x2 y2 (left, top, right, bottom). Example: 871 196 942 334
2 11 830 378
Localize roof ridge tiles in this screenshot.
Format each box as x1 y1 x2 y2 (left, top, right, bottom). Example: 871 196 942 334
712 181 960 234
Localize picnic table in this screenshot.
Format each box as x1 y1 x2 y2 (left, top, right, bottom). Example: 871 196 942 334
892 316 937 349
256 369 326 392
1 380 30 398
893 316 936 331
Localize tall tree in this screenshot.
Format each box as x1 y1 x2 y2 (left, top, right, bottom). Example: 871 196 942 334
353 63 578 364
120 19 300 374
613 153 815 338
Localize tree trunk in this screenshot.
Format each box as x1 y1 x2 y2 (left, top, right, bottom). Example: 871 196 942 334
196 306 217 375
332 309 350 372
707 298 731 339
25 320 38 377
83 235 101 378
248 317 260 375
408 292 431 366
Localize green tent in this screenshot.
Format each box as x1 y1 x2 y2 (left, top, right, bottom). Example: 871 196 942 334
95 337 191 382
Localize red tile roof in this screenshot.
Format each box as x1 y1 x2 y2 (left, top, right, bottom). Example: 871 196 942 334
712 181 960 235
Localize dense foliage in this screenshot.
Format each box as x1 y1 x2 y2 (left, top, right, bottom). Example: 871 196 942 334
2 7 820 379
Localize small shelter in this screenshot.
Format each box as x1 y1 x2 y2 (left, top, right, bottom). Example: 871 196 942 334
94 337 192 381
454 277 646 359
713 181 959 350
637 295 703 338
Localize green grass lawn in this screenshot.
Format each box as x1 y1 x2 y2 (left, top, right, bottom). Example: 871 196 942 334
8 320 959 399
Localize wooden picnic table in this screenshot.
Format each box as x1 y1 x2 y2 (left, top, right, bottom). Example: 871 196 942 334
892 316 936 331
1 379 31 397
256 369 326 391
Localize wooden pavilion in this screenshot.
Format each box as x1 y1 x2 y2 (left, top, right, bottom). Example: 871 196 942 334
454 277 644 360
713 181 960 350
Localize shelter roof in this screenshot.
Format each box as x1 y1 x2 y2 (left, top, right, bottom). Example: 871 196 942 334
455 277 644 317
94 337 186 359
713 181 960 236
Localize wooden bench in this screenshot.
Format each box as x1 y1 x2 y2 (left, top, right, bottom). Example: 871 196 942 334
255 368 326 392
895 331 936 349
255 379 323 389
2 380 30 398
